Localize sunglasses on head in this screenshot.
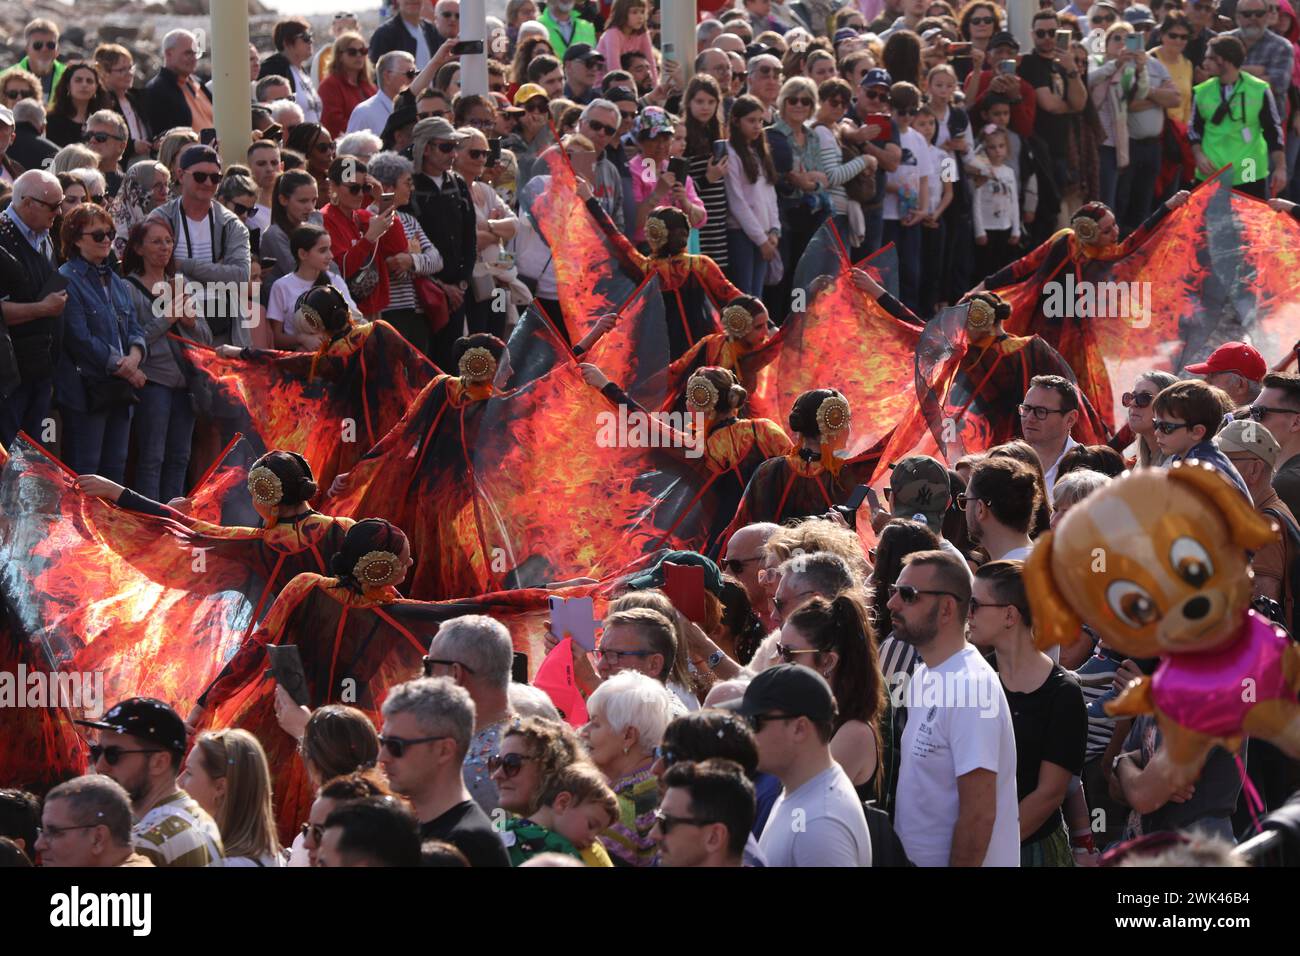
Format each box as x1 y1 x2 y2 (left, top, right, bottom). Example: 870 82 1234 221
887 583 961 604
487 752 536 777
84 131 125 144
90 744 162 765
1151 419 1191 434
80 229 112 243
377 733 448 758
189 171 222 184
30 40 57 52
1121 391 1155 408
585 119 617 137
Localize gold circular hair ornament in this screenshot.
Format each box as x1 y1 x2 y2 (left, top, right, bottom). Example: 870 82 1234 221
1071 215 1102 245
686 374 721 412
721 304 755 339
816 395 851 439
296 301 326 336
352 550 404 588
644 215 669 253
247 466 285 507
458 346 497 383
967 296 996 334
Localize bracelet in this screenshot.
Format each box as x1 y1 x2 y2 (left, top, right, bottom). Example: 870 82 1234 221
1070 832 1096 851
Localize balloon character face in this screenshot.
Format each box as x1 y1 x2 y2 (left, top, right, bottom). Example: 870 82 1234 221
1026 462 1274 657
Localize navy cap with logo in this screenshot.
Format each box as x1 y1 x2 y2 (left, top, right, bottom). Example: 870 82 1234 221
861 67 893 89
76 697 188 756
725 664 837 724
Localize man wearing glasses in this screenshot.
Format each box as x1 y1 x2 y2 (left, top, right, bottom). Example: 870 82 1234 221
35 776 155 868
1019 9 1087 225
1226 0 1296 113
1254 371 1300 516
82 110 129 201
0 169 66 447
1019 374 1082 495
1190 33 1287 197
887 550 1019 866
578 99 628 232
349 51 417 135
377 677 510 866
730 664 872 866
846 68 903 253
722 522 780 628
962 456 1039 562
745 53 784 121
11 19 65 105
75 697 224 867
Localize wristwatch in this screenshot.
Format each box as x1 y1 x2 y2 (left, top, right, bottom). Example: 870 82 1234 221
706 649 725 670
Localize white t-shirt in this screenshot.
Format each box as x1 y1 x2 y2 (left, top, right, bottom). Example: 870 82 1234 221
180 213 213 264
895 644 1020 867
248 203 271 236
266 271 359 336
404 18 432 69
882 126 932 222
758 763 872 867
920 141 946 216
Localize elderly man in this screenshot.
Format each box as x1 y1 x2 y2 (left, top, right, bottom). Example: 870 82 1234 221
150 145 252 348
696 48 733 96
0 107 20 185
6 98 58 174
745 53 783 120
349 51 417 135
82 110 128 200
1186 341 1267 409
0 169 65 447
255 75 293 106
578 99 626 231
10 19 65 104
142 29 214 137
423 615 517 811
35 777 154 867
371 0 444 69
722 522 780 629
377 677 509 866
1227 0 1296 115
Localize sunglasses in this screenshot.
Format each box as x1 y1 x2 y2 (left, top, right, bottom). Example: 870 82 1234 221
421 656 475 677
1151 419 1192 434
864 88 889 100
1249 404 1299 420
1238 8 1267 16
231 201 255 217
344 46 368 56
420 109 448 119
313 141 336 153
1121 391 1155 408
585 119 617 137
338 181 367 194
296 33 315 43
1018 402 1066 420
90 744 162 765
28 195 61 211
2 89 26 100
754 66 782 77
38 822 102 839
30 40 57 52
887 583 962 604
435 140 460 153
954 492 988 512
748 712 800 733
651 808 715 834
1034 28 1057 38
722 556 761 575
969 596 1017 613
775 641 821 664
970 15 997 24
487 752 536 777
189 171 222 184
80 229 112 243
526 102 550 114
83 130 126 144
786 96 814 107
461 148 490 161
1093 15 1117 24
1165 32 1191 40
895 106 919 116
378 733 449 758
405 69 420 79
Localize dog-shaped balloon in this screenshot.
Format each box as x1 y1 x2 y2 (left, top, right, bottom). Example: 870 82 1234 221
1025 461 1300 786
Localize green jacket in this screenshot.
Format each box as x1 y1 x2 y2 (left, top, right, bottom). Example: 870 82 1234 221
538 8 596 61
8 57 66 106
500 818 582 867
1193 70 1270 187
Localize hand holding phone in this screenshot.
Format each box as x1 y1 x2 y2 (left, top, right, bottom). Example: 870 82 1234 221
452 40 485 56
667 156 689 183
1055 30 1071 53
663 562 708 625
265 644 310 707
548 596 597 652
712 139 728 163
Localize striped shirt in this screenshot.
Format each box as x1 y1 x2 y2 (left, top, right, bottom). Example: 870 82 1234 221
132 791 225 868
687 150 729 268
382 211 443 315
812 124 869 217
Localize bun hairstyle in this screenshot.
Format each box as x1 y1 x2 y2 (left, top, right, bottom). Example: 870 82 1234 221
453 333 507 383
720 295 765 340
965 290 1011 336
686 366 747 415
331 518 409 591
788 388 848 440
247 450 318 509
645 205 690 255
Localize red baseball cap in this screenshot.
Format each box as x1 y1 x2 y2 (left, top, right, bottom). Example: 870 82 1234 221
1184 342 1266 381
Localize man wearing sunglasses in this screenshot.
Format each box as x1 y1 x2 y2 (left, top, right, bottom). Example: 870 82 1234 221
887 550 1019 866
83 110 128 201
12 19 65 105
577 99 627 232
377 677 510 867
349 51 417 136
1189 33 1287 198
730 664 872 866
1226 0 1295 111
1256 372 1300 517
722 522 781 629
1020 9 1087 224
652 758 755 867
562 43 605 106
35 776 154 868
75 697 224 867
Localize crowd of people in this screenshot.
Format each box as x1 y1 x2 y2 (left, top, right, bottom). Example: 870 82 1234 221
1 0 1299 870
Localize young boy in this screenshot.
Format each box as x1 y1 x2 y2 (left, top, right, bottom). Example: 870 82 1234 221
500 762 619 867
1151 379 1250 498
913 105 953 316
881 81 932 314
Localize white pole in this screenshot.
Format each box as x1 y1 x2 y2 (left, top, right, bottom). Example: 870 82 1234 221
461 0 488 96
208 0 251 173
1008 0 1035 53
659 0 698 85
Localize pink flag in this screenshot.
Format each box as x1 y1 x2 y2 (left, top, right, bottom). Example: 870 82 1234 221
533 637 589 727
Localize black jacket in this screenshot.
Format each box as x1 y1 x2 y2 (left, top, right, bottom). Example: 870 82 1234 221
259 52 299 91
368 14 446 65
108 88 154 161
8 123 58 173
0 213 63 394
410 170 476 285
141 67 212 138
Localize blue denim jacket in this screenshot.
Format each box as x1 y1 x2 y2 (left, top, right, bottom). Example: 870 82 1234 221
56 257 147 413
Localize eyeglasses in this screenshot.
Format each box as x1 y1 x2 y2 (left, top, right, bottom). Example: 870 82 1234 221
189 171 222 184
1034 28 1057 38
90 744 162 765
775 641 821 664
231 201 255 216
1018 402 1066 420
864 88 889 101
435 141 459 153
30 40 57 52
526 102 550 114
753 66 782 77
91 195 105 205
38 822 102 839
421 656 475 677
1249 404 1300 420
377 733 449 757
297 33 315 43
593 647 655 665
1121 391 1155 408
1151 419 1192 434
420 109 448 119
895 107 919 116
970 15 997 25
722 555 761 575
439 10 460 18
338 181 367 195
487 752 537 778
405 69 420 79
748 712 800 733
1092 15 1117 24
463 148 489 160
969 596 1017 613
652 745 681 767
300 821 324 844
954 493 987 512
584 119 617 137
27 195 61 211
887 584 962 604
84 130 126 144
786 96 814 107
80 230 112 243
651 808 716 834
344 47 368 56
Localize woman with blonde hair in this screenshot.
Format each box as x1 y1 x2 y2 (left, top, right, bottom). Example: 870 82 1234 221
180 729 284 866
319 31 377 137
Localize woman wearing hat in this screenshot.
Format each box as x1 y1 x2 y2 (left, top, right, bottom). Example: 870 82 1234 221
193 518 475 841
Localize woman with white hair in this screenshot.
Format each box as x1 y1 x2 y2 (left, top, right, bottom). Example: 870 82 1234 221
583 670 673 867
1050 468 1113 528
335 130 383 162
50 142 99 176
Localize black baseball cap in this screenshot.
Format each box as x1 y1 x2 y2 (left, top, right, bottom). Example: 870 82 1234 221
725 664 837 723
606 88 639 105
76 697 188 756
989 31 1019 51
563 42 604 65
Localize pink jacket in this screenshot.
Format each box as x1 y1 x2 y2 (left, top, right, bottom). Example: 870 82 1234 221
596 28 658 88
